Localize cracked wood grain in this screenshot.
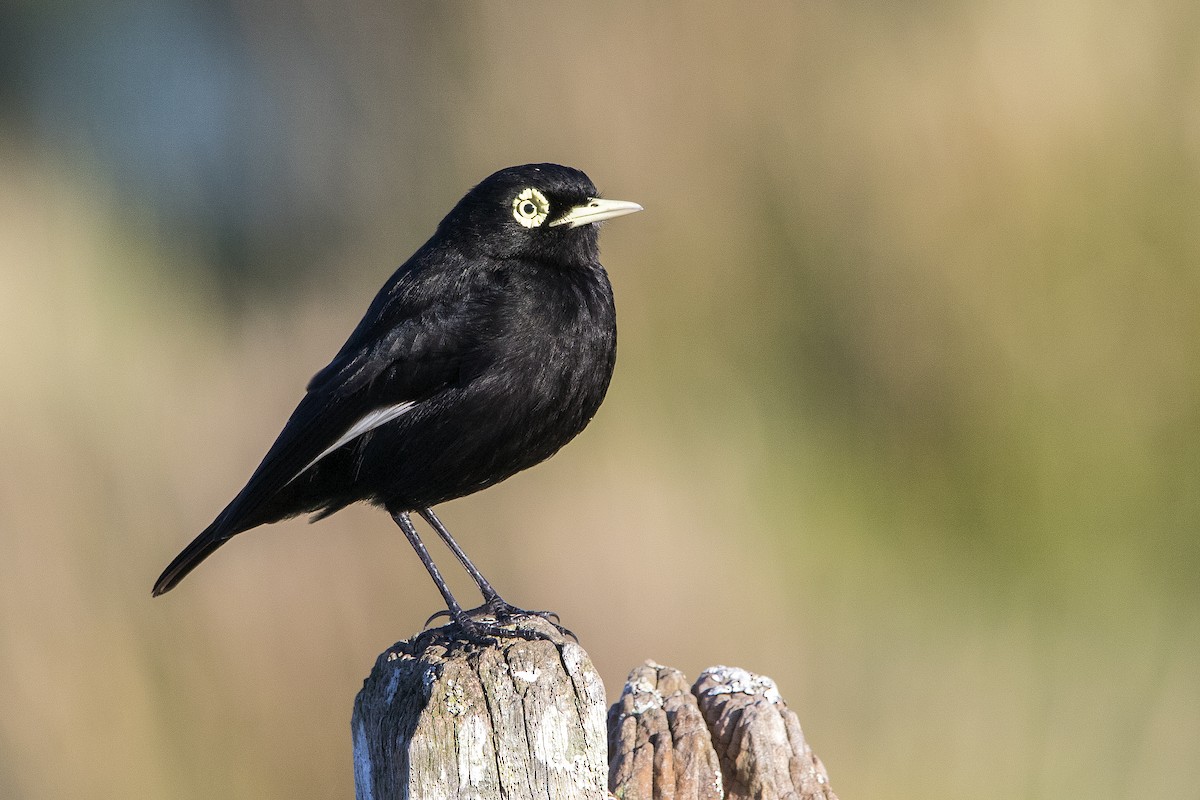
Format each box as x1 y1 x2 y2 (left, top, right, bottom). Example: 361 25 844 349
352 616 607 800
609 664 837 800
353 625 837 800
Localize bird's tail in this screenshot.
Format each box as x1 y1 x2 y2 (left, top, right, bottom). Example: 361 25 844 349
151 523 231 596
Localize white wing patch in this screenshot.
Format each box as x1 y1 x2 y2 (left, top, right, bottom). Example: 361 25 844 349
293 401 417 482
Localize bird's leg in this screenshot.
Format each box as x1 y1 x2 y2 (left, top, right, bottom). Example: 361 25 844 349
391 510 466 620
419 507 501 604
392 509 541 644
413 507 575 642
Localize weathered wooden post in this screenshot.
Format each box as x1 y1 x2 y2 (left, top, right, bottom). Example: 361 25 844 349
353 616 607 800
608 662 838 800
353 617 838 800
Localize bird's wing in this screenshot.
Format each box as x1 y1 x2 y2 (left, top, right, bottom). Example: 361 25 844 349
152 263 504 597
209 285 498 536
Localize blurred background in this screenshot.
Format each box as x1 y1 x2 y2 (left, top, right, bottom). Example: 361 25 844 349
1 1 1197 798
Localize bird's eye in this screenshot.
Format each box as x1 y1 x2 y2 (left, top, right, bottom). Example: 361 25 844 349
512 187 550 228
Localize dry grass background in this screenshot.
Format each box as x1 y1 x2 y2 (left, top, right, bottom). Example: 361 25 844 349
1 2 1198 798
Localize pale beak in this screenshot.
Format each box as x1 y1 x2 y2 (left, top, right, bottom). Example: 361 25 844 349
549 197 644 229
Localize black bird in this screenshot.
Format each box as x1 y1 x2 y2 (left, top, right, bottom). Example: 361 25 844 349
153 163 641 637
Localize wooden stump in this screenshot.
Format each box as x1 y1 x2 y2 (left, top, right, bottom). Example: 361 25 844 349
353 622 837 800
608 663 837 800
607 662 724 800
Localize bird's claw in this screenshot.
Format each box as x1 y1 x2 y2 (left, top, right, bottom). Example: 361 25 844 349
421 598 576 643
423 608 454 628
474 598 577 642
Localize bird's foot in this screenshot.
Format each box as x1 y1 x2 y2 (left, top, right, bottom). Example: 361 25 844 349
409 611 509 650
423 597 576 643
475 596 577 642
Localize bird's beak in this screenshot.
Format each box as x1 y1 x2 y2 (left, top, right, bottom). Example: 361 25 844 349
550 197 644 229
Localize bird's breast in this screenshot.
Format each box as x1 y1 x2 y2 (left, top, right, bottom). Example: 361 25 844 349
363 266 616 508
486 274 616 436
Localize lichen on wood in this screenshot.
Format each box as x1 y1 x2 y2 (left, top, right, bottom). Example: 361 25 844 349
608 663 838 800
353 623 837 800
352 616 607 800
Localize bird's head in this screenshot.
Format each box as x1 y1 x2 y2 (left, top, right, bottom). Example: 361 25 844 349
437 164 642 263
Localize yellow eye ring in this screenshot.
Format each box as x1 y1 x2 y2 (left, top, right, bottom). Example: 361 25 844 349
512 187 550 228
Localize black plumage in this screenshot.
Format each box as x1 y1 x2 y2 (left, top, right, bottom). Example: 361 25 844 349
152 164 641 637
